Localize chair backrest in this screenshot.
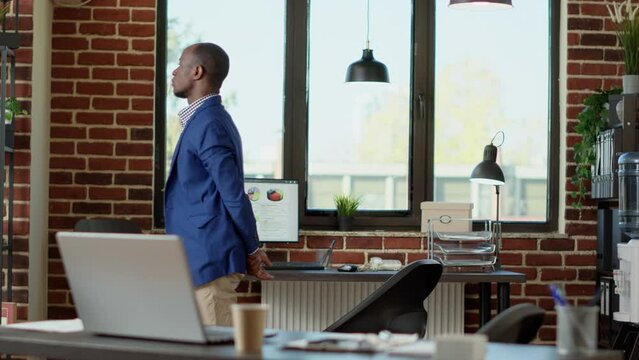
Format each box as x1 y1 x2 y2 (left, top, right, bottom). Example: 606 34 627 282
74 218 142 234
476 303 545 344
324 259 443 337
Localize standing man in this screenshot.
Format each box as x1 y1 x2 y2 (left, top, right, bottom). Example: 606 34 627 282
165 42 272 326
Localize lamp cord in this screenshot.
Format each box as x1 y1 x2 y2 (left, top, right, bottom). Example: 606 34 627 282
366 0 371 49
491 130 505 147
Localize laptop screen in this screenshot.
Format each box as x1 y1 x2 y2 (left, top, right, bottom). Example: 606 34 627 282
55 231 212 343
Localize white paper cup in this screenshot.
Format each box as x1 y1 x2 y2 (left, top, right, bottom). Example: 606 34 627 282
231 303 269 354
555 305 599 355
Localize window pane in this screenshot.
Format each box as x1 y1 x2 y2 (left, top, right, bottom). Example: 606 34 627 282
307 0 412 211
434 0 550 222
435 177 471 203
352 176 386 209
394 177 408 209
166 1 285 179
308 176 342 210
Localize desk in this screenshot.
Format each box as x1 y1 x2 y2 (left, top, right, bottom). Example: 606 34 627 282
0 327 622 360
260 269 525 331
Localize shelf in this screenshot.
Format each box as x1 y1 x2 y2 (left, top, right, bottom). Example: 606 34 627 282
434 242 495 254
427 218 499 271
434 254 497 267
0 33 20 50
593 94 639 200
594 93 639 349
0 10 20 309
436 230 492 241
3 122 13 150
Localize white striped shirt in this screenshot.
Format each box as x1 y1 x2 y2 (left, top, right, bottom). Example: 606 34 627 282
178 93 219 129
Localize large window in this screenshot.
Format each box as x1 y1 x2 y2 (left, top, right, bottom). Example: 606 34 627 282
307 0 411 212
434 0 552 222
163 0 285 180
156 0 559 231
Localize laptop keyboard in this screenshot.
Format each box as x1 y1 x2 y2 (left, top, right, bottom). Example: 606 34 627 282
203 326 235 344
203 326 278 344
265 261 325 270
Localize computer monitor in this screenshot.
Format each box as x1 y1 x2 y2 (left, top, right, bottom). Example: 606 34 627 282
244 178 298 243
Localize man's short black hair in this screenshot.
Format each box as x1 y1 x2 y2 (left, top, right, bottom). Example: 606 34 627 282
192 42 230 90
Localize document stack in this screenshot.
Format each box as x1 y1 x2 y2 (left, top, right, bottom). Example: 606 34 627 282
427 217 498 272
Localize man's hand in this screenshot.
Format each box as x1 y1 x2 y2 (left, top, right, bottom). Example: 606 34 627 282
247 249 274 280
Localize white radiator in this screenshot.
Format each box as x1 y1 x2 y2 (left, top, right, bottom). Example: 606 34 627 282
262 281 464 338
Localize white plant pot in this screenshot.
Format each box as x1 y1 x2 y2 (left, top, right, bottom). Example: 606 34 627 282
623 74 639 94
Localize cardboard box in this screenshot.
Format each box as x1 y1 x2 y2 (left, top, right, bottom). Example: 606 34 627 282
420 202 473 232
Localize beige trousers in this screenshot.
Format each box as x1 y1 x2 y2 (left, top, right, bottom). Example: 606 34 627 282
194 273 243 326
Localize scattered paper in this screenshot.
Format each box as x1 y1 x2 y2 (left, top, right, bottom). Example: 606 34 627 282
284 331 419 353
4 318 84 333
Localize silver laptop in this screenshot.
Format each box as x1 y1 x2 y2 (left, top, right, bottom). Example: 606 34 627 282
266 239 336 270
55 231 235 344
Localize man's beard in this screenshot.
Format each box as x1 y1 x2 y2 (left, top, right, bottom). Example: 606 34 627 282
173 89 187 98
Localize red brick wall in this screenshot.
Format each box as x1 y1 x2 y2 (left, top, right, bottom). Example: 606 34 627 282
12 0 620 341
47 0 156 319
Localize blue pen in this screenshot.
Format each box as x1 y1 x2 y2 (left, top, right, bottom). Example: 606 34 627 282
549 284 567 306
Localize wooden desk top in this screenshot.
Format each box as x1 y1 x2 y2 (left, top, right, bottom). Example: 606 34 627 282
0 327 621 360
254 269 526 283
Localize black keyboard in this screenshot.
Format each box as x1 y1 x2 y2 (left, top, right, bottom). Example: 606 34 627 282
265 261 325 270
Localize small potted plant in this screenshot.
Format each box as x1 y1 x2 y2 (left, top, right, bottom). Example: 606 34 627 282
607 0 639 93
334 194 361 231
5 96 26 123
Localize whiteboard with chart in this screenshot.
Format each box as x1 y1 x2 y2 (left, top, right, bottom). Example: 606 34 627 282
244 179 299 243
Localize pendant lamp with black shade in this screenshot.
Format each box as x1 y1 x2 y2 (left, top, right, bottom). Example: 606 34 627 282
345 0 389 83
449 0 513 10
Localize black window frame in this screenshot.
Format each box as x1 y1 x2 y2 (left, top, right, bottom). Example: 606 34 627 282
154 0 560 233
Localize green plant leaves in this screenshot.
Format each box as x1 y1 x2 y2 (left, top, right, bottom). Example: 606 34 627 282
333 194 361 217
4 97 27 123
571 88 622 208
608 0 639 74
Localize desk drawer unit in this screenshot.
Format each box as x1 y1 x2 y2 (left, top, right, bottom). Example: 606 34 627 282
262 281 464 338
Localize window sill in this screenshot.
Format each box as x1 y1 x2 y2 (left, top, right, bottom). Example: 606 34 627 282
300 229 569 239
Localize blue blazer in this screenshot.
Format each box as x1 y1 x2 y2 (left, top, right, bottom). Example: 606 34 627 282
164 96 259 287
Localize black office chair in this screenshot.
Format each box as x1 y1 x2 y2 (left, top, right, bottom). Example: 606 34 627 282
476 302 545 344
74 218 142 234
324 259 443 337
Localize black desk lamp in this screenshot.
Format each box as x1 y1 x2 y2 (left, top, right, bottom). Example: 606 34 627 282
470 131 505 267
470 131 505 218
